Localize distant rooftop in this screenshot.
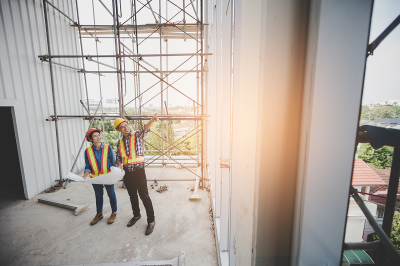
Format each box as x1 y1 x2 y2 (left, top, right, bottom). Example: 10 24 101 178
352 159 386 186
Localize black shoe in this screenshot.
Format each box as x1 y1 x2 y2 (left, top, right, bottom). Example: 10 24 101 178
127 215 141 227
145 221 155 235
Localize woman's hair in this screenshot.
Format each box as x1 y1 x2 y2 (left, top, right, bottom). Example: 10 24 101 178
88 131 100 142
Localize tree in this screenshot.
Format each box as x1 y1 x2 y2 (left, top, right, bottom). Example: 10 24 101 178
90 120 115 133
104 131 120 152
87 119 200 157
360 104 400 121
358 143 393 169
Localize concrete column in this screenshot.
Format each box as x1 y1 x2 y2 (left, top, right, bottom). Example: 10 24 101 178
291 1 373 265
219 0 233 256
255 0 310 264
231 0 263 265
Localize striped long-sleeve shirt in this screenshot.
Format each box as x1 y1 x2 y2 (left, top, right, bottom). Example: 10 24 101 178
115 127 149 170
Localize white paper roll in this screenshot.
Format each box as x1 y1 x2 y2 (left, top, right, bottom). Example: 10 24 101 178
65 166 125 185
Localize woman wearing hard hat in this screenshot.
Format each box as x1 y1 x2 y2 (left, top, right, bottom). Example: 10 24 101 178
83 128 118 225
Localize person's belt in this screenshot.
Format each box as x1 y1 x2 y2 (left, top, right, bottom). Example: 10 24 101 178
123 164 144 172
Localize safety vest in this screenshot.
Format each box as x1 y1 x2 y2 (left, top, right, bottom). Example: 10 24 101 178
86 144 112 178
118 133 145 166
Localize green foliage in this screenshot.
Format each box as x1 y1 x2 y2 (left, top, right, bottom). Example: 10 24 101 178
144 120 200 156
90 120 115 133
358 143 393 169
360 104 400 121
86 119 200 156
104 131 120 152
372 213 400 265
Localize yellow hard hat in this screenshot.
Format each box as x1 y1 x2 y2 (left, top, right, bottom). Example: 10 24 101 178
114 118 127 130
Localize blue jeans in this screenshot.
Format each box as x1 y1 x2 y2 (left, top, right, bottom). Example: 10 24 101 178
92 184 117 214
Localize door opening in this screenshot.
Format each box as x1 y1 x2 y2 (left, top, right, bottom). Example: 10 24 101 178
0 107 25 202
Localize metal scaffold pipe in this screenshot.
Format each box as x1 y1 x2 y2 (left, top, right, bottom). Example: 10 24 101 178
40 0 209 175
42 0 63 185
38 53 212 58
351 187 400 264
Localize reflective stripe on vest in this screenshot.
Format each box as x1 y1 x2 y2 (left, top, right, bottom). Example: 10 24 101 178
118 133 145 166
86 144 112 178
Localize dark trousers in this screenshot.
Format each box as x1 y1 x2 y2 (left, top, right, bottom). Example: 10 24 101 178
92 184 117 214
124 167 155 223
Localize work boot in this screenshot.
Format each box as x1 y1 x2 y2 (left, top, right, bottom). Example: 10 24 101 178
90 213 103 225
108 212 117 224
127 215 141 227
145 221 155 235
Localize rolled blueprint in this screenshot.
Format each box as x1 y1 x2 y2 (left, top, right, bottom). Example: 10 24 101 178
65 166 125 185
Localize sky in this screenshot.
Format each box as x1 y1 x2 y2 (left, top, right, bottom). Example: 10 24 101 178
77 0 200 109
76 0 400 108
362 0 400 105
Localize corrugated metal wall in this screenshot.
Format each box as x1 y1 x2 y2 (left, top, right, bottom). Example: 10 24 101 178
0 0 86 199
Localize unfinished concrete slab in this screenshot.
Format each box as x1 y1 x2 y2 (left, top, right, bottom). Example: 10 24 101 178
0 168 217 266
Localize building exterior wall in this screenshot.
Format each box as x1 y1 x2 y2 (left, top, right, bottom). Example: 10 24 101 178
206 1 373 265
345 201 377 242
0 0 85 199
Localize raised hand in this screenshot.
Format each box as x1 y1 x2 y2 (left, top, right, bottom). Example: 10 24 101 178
151 113 159 122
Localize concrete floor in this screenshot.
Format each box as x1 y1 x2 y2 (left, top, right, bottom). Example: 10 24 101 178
0 168 217 266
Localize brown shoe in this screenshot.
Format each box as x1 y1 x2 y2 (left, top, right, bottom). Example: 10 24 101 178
90 213 103 225
108 212 117 224
127 215 141 227
145 221 155 235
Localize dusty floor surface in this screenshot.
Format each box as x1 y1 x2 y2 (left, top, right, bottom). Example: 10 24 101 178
0 168 217 266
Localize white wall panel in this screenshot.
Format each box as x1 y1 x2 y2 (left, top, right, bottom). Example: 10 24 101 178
0 0 85 199
292 1 373 265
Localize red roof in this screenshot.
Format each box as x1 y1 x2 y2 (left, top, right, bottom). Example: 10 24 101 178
352 159 386 186
359 166 400 210
368 166 390 193
380 169 392 177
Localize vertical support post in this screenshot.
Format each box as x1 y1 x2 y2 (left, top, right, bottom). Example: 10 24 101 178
166 0 169 152
42 0 63 185
220 0 232 254
75 0 91 114
214 0 222 220
160 0 164 165
196 0 200 182
200 0 204 189
183 0 186 41
378 147 400 265
112 0 123 117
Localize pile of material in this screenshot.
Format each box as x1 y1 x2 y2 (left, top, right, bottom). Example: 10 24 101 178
156 185 169 193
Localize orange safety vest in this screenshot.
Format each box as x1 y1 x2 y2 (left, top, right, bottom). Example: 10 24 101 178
86 144 112 178
118 133 145 166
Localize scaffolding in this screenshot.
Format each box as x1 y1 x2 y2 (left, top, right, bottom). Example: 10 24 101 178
40 0 209 188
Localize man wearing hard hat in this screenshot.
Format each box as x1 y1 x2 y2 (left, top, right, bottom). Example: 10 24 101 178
114 114 159 235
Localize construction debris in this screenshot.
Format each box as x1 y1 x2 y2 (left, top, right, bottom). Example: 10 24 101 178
156 185 169 193
40 184 63 194
150 180 159 189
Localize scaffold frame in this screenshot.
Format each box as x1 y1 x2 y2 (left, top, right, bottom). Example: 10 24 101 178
40 0 208 188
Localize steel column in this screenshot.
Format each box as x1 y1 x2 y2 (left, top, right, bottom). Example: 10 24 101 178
377 147 400 265
42 0 63 185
